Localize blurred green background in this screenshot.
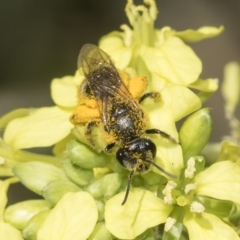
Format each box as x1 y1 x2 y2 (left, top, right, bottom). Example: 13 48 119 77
0 0 240 202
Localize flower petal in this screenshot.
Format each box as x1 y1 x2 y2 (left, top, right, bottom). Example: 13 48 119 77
0 109 29 129
51 76 78 108
184 211 239 240
161 86 202 121
170 26 225 42
4 106 72 150
141 37 202 85
0 177 19 216
142 100 183 175
0 178 22 239
99 32 133 69
194 161 240 204
189 78 219 92
105 188 173 239
155 143 183 177
37 192 98 240
0 222 23 240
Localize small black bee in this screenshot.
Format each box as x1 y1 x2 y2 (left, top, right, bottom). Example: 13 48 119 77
78 44 178 205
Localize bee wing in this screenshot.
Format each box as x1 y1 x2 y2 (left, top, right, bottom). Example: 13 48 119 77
78 44 140 125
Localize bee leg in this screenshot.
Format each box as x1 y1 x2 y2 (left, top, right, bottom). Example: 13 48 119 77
138 92 160 103
105 142 115 153
145 128 180 144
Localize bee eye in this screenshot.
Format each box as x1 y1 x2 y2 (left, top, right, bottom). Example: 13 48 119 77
116 147 129 165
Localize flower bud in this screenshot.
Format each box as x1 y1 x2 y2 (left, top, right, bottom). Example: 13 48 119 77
222 61 240 117
95 200 105 222
13 161 68 195
4 200 51 230
66 140 109 169
179 108 212 163
63 158 93 186
88 222 113 240
42 179 81 205
86 179 103 199
22 210 51 240
101 173 122 199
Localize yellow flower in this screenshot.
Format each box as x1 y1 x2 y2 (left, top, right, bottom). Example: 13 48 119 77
104 159 240 239
37 192 98 240
99 0 222 93
0 0 228 239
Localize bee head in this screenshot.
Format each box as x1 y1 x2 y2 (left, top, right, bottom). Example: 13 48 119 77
117 138 176 205
116 138 156 173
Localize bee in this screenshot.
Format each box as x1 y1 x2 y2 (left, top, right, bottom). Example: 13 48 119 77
71 44 178 205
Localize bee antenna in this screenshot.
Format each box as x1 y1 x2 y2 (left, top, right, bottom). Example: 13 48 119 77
122 169 135 205
143 159 177 178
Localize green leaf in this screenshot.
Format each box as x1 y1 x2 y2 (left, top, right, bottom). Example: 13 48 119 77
4 107 72 150
194 161 240 204
105 188 173 239
37 192 98 240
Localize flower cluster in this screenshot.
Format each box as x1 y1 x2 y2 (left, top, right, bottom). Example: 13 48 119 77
1 0 240 239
